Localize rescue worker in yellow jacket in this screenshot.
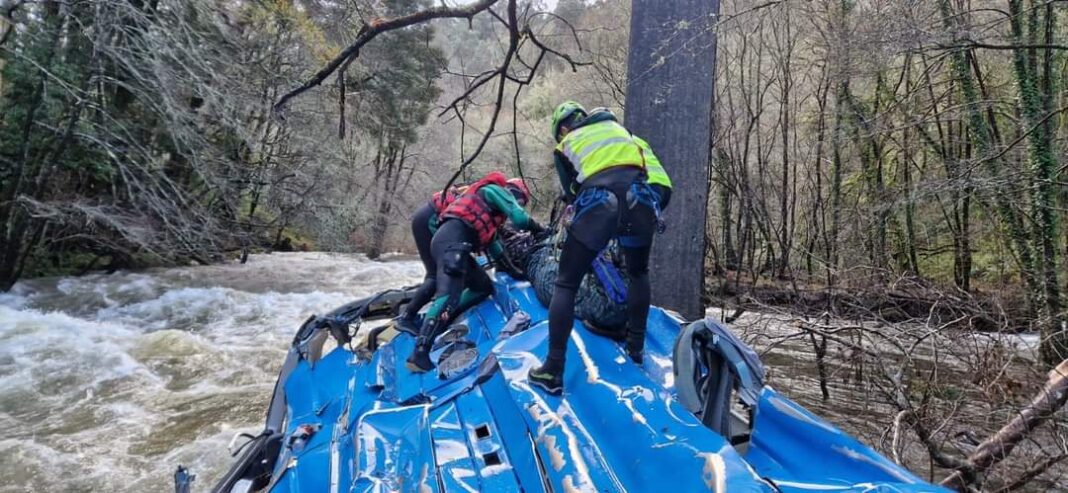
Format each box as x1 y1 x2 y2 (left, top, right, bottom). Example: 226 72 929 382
528 102 672 394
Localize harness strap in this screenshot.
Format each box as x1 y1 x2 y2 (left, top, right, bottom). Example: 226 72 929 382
591 250 628 304
627 180 666 234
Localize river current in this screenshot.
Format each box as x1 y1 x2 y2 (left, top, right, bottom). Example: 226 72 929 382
0 253 424 492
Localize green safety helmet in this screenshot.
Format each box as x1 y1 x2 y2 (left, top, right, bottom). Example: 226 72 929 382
551 101 586 142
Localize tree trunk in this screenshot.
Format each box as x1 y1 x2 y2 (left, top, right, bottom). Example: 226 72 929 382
776 7 795 278
941 0 1038 309
366 144 407 260
0 10 64 291
625 0 720 319
901 73 920 276
829 80 846 290
1008 0 1065 365
812 73 830 282
716 150 738 271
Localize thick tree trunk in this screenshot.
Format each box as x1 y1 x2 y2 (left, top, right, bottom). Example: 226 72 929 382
625 0 720 319
1008 0 1065 365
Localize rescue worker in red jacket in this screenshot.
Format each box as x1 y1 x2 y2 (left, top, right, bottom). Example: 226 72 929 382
394 184 467 335
406 172 543 373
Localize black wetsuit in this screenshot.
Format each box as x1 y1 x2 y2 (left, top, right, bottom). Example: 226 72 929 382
401 203 438 324
547 166 658 366
406 181 540 372
426 218 495 326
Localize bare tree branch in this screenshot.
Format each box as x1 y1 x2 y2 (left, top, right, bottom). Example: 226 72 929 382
273 0 501 116
942 360 1068 490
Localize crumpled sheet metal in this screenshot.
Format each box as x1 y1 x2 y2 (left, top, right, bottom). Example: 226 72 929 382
491 322 772 492
353 405 436 493
266 273 950 493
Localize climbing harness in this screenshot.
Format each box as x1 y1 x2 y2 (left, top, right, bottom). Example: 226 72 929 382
627 180 666 234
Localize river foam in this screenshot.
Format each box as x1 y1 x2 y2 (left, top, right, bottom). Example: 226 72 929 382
0 252 423 492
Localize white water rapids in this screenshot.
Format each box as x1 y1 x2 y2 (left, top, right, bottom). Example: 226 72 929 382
0 253 424 492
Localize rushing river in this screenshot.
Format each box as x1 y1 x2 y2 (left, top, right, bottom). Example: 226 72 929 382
0 253 424 492
0 252 1051 492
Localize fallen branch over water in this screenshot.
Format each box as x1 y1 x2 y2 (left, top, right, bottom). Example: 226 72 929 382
941 360 1068 491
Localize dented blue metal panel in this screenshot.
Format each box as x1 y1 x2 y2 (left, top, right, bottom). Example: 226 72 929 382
452 388 521 491
265 273 950 493
745 388 938 492
429 403 481 493
478 371 547 493
492 322 772 492
352 405 438 492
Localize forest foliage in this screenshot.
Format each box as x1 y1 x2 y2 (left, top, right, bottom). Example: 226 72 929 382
709 0 1067 365
1 0 1067 361
0 0 447 287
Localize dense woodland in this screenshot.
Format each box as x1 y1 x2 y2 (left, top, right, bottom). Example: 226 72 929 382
3 0 1068 489
5 0 1066 355
712 0 1068 364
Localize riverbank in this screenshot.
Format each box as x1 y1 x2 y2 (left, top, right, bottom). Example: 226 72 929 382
707 273 1036 334
708 304 1065 490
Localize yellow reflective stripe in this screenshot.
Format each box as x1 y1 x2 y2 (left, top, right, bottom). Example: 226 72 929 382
634 136 671 187
562 141 583 173
576 137 635 162
571 125 619 143
647 164 672 187
579 148 645 182
561 130 633 169
576 159 590 182
568 126 628 155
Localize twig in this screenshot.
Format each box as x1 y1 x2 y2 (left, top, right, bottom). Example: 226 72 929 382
272 0 500 117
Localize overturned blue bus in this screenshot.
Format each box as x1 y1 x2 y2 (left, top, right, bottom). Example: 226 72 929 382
199 268 949 493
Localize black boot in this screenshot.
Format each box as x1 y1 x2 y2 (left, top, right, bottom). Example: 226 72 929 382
406 337 434 373
582 320 626 341
393 315 420 335
625 334 645 365
528 359 564 395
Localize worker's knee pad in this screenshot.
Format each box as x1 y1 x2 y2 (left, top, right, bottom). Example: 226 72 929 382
442 242 472 276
